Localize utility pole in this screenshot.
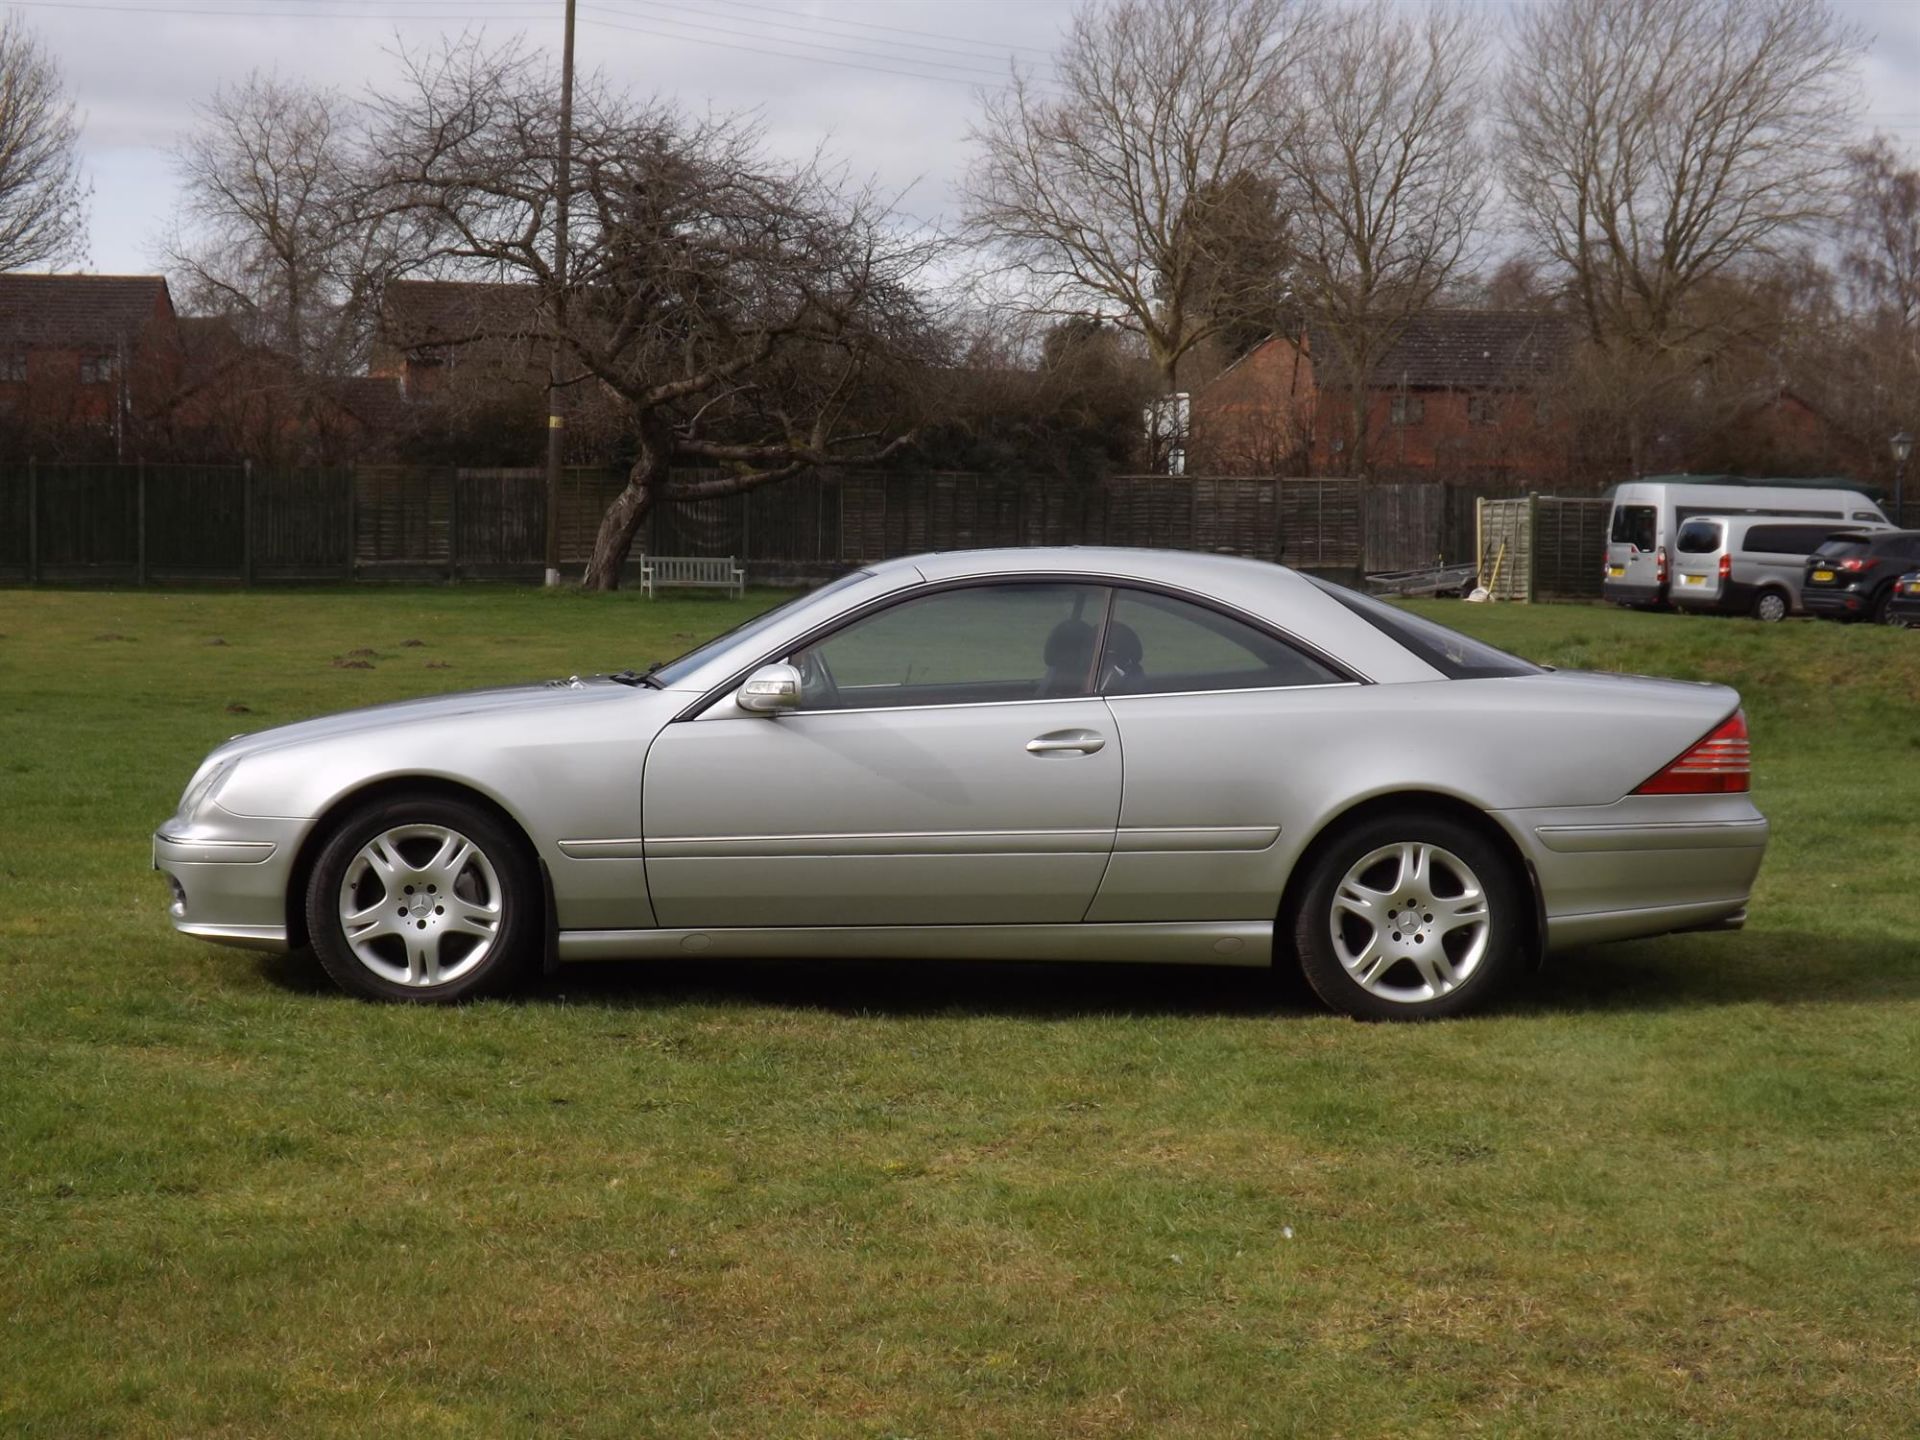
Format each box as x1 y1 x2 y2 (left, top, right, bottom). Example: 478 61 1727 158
543 0 578 588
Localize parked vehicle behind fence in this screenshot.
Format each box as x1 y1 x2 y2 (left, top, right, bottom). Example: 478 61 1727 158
1802 531 1920 624
1604 478 1889 608
1887 571 1920 628
1669 516 1895 622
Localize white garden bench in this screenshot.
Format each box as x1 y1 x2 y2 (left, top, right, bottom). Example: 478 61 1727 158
640 554 746 598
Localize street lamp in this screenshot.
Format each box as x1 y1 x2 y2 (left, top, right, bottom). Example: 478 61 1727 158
1894 430 1914 524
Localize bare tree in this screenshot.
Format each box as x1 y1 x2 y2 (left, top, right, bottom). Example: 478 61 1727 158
166 73 399 375
368 36 941 590
1839 135 1920 332
964 0 1313 395
0 15 86 271
1271 0 1489 473
1505 0 1862 359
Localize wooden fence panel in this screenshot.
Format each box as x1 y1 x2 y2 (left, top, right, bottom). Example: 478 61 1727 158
454 468 543 569
254 469 352 577
35 465 139 580
1533 496 1609 599
356 465 451 567
0 465 30 577
146 464 245 579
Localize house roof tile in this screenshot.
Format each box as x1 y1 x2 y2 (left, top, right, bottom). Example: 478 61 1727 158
0 273 171 351
1310 309 1572 390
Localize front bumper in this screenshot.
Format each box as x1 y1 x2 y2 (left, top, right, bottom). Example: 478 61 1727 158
153 809 310 952
1495 794 1769 952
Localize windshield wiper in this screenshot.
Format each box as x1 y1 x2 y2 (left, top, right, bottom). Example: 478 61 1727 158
608 665 664 689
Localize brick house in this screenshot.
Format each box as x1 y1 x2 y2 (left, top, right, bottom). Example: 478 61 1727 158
0 273 181 456
369 279 548 400
1188 310 1574 480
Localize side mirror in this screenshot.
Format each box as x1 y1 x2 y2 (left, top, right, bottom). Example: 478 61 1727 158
737 662 803 715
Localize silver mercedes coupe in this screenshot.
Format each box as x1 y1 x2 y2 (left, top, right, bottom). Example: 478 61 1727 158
154 548 1769 1019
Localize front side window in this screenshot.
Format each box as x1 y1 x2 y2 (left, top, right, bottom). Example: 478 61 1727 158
1098 589 1343 695
1675 519 1724 554
792 583 1110 710
1610 504 1657 552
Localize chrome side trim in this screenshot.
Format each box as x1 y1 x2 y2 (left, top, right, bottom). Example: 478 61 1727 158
1534 818 1770 854
153 833 278 865
172 921 290 953
557 838 649 860
1113 825 1280 853
556 920 1273 967
639 828 1114 858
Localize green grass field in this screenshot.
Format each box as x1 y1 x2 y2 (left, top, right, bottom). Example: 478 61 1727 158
2 584 1917 1438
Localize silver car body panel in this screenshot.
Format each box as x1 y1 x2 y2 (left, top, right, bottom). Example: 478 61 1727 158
155 547 1770 965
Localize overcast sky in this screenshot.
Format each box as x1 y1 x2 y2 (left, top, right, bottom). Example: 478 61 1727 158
24 0 1920 279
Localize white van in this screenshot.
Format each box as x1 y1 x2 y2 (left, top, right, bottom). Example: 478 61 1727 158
1603 478 1889 607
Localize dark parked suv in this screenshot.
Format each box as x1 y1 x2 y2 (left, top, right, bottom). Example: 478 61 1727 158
1802 531 1920 623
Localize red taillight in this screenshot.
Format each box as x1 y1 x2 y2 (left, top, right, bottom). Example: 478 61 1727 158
1655 546 1668 584
1837 557 1873 572
1718 553 1731 581
1635 712 1751 795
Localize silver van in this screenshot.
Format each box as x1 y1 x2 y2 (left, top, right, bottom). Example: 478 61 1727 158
1669 515 1892 621
1604 479 1888 607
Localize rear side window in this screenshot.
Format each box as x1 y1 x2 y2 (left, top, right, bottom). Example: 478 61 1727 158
1675 519 1723 554
1306 579 1543 679
1610 505 1656 550
1814 537 1870 559
1744 523 1835 555
1098 589 1344 695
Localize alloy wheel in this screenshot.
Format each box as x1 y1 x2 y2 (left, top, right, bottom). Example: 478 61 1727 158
1328 841 1490 1004
336 824 503 988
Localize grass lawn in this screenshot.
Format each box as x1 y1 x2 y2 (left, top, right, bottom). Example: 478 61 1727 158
2 583 1917 1438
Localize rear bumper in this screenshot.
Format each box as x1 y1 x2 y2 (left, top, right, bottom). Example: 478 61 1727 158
1603 579 1665 606
1802 587 1867 619
1494 796 1769 953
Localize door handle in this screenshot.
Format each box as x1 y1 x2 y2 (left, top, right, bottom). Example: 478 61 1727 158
1027 729 1106 755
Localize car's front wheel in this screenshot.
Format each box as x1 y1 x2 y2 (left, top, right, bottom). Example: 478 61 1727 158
306 794 539 1002
1291 811 1524 1020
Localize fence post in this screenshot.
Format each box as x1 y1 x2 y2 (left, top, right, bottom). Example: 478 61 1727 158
25 456 37 585
136 458 147 587
345 468 357 581
447 467 461 584
1526 492 1540 604
240 460 255 586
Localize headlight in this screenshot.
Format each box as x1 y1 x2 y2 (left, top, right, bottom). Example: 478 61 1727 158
178 757 239 819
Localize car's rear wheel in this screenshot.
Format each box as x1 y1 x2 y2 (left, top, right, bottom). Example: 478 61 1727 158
1874 587 1902 625
306 794 538 1002
1291 811 1524 1020
1752 590 1788 623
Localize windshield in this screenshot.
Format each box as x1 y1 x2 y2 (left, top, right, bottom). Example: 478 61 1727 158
647 570 874 686
1675 519 1723 554
1306 578 1543 679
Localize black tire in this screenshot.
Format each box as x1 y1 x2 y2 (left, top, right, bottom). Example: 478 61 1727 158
1751 590 1789 623
1290 809 1526 1021
305 793 539 1003
1873 586 1901 625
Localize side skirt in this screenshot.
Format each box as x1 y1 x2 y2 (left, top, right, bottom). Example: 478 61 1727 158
556 921 1273 967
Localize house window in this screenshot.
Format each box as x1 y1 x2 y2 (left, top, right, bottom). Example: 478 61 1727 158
1466 394 1499 426
1 354 24 382
1533 397 1552 425
1390 394 1425 426
79 354 116 384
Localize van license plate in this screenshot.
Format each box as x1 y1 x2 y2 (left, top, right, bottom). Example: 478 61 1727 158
1812 569 1835 582
1681 574 1704 585
1607 566 1625 578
